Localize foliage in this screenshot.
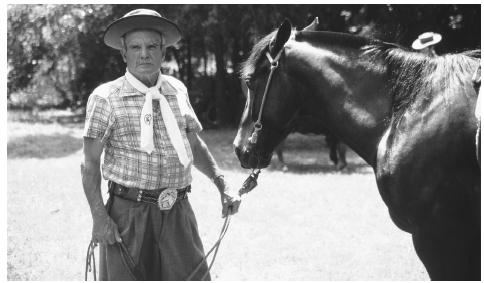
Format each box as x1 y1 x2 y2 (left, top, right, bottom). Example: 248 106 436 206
7 4 480 125
8 4 114 108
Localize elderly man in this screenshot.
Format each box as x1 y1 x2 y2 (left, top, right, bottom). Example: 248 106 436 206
81 9 241 280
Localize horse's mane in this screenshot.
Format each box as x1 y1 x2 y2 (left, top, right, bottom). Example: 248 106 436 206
295 31 481 117
241 29 480 119
370 44 480 118
239 30 278 81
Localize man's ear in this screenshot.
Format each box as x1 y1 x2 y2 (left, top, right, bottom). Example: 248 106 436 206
161 47 166 61
120 49 127 63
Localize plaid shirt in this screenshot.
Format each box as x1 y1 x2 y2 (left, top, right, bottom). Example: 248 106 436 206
83 74 203 190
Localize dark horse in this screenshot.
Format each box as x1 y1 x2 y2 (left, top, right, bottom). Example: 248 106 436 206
274 116 348 170
234 19 480 280
241 77 348 170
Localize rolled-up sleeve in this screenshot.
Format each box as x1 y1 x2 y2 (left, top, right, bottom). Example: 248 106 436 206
184 94 203 133
83 92 114 143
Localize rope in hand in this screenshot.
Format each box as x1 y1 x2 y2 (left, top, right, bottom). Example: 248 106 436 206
185 206 232 280
84 241 97 281
84 169 261 281
186 169 260 280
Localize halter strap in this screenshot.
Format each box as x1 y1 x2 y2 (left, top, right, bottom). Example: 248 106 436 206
265 47 284 67
248 46 285 144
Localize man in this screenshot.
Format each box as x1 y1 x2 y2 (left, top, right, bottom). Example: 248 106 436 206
81 9 241 280
412 31 442 57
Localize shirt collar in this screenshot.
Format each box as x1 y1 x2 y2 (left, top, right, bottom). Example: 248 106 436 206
119 69 178 97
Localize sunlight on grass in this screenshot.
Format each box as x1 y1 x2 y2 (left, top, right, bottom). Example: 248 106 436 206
7 120 428 280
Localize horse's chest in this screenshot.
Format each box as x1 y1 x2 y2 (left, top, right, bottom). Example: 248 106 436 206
374 127 440 222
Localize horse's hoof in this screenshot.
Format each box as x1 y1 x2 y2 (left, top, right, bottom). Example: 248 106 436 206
336 162 347 171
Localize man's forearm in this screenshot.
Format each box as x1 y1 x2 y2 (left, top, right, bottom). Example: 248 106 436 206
81 160 108 220
191 137 225 191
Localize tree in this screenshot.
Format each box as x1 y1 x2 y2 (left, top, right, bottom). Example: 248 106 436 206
7 4 480 125
8 4 115 109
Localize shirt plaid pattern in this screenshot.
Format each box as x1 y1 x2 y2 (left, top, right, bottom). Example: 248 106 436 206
83 74 203 190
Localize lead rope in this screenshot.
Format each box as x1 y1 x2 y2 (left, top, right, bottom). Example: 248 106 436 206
185 169 261 280
84 170 261 281
185 210 232 280
84 241 97 281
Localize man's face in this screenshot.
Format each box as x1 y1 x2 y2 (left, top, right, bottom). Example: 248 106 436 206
121 30 165 78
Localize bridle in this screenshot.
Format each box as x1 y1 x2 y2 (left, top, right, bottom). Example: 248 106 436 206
247 45 285 145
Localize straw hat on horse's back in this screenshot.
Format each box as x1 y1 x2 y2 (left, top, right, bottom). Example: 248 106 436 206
104 8 182 50
412 32 442 50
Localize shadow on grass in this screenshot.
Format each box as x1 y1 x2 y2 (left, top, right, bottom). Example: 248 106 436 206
8 134 83 159
272 162 372 175
8 109 85 125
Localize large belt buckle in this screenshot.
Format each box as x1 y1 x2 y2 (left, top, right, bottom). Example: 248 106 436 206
157 188 177 211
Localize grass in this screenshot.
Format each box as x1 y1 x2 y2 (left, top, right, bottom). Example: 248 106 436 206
7 113 429 280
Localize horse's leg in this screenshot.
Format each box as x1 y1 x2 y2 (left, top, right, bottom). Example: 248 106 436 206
327 134 347 170
411 214 480 280
335 142 347 170
273 141 288 171
326 135 338 165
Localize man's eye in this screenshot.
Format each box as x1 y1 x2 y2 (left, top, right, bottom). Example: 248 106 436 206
130 45 141 50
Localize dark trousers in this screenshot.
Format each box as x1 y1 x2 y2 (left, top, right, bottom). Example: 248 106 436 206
99 194 210 280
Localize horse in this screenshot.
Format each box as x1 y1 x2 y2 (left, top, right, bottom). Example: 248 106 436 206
273 116 348 170
241 77 348 171
233 19 480 280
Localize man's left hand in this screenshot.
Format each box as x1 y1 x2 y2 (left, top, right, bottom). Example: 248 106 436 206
221 188 241 217
216 179 241 217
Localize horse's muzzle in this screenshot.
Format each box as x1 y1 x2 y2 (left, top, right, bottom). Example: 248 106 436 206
235 146 272 169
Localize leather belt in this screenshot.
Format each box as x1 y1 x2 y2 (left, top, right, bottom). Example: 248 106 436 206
109 181 191 210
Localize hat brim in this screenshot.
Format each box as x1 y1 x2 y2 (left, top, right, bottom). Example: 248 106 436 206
412 34 442 50
104 14 182 49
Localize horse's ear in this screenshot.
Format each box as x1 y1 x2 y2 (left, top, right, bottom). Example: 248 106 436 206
270 19 292 54
303 17 319 31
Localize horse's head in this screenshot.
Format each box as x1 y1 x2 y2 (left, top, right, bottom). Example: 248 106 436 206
234 20 301 169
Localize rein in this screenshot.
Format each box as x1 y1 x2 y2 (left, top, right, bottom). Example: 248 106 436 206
248 47 285 145
84 169 261 281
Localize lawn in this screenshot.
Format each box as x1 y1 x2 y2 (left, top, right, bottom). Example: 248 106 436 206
7 117 429 280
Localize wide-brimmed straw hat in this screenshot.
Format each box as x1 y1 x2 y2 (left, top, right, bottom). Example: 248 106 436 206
104 9 181 50
411 32 442 50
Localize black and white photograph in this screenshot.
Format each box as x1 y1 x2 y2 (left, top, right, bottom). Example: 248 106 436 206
6 3 481 281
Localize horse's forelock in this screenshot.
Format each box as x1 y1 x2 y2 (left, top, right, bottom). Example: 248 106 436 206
239 30 278 80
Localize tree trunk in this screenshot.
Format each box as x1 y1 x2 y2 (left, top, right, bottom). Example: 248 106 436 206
171 48 181 76
213 32 231 126
202 39 208 76
186 38 192 89
231 34 242 73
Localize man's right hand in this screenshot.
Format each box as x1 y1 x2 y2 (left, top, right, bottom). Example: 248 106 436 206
92 215 122 245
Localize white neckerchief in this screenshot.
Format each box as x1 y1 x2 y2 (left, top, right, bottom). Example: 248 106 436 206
125 70 189 168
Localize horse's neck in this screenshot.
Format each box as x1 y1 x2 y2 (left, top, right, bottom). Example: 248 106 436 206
288 43 393 166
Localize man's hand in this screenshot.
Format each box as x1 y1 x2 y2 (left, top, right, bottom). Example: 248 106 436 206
216 177 241 217
186 132 241 217
92 215 122 245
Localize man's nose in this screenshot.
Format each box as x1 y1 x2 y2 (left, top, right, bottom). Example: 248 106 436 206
140 46 149 58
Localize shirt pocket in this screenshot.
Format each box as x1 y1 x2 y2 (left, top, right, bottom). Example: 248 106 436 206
112 110 140 149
